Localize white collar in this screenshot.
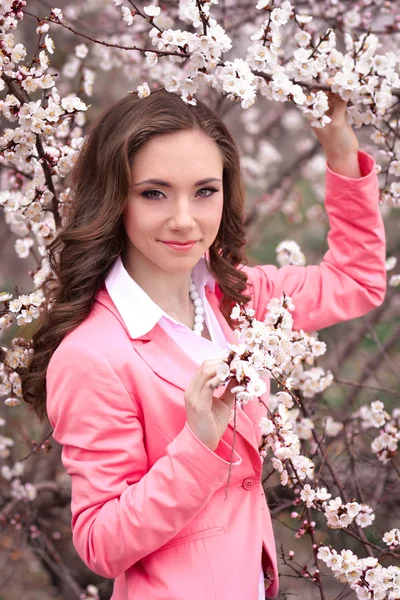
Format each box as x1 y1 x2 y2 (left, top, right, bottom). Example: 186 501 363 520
105 255 216 339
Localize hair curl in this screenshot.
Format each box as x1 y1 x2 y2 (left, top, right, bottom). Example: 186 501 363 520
21 89 251 421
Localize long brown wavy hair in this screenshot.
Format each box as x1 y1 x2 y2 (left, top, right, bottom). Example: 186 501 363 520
21 89 251 421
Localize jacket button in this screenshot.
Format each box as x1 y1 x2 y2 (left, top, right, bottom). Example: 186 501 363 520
242 477 255 490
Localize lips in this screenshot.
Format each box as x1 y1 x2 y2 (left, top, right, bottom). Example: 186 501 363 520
160 240 198 252
161 240 198 245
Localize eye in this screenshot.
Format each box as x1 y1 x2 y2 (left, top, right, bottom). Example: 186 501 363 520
141 190 165 200
196 187 219 197
141 187 219 200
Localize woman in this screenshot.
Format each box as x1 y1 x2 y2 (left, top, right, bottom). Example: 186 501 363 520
23 89 386 599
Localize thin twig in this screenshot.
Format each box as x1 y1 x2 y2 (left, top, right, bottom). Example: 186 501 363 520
333 378 400 400
22 9 188 58
225 398 238 500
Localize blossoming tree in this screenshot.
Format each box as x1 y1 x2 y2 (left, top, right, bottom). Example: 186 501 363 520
0 1 399 598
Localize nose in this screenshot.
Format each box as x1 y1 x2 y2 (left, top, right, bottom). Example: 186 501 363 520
169 197 196 231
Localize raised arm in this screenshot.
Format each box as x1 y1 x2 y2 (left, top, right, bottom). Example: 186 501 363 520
46 342 241 579
242 94 386 332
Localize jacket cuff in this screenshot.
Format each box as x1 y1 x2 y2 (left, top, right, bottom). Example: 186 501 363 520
164 423 242 493
184 422 242 465
326 150 376 185
325 150 380 204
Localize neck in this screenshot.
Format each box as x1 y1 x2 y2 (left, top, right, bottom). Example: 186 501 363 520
122 254 193 316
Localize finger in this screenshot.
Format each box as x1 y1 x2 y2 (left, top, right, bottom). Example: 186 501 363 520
204 371 234 397
189 359 224 386
195 374 229 412
186 360 228 402
218 378 238 409
197 359 227 386
206 374 225 392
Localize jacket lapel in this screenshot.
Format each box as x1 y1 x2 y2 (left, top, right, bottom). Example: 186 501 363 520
96 285 260 453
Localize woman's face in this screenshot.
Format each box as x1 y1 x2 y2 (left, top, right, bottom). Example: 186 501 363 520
123 129 224 277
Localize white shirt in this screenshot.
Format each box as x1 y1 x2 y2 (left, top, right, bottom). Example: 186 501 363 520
105 255 229 357
105 256 265 600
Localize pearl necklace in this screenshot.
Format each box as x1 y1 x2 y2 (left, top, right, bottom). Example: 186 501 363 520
189 277 205 336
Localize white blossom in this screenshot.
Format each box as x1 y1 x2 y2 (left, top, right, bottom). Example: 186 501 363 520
324 416 344 437
389 274 400 288
276 240 306 266
15 237 34 258
121 6 134 25
137 82 151 98
75 44 89 59
145 51 158 67
144 5 161 18
44 35 55 54
385 256 397 271
0 292 13 302
383 529 400 547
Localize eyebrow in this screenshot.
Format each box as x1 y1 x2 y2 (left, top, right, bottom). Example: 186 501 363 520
133 177 222 187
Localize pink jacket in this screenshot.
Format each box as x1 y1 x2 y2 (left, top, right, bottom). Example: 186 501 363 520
46 151 386 600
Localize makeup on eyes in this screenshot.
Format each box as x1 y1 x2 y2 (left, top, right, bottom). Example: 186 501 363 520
141 186 219 200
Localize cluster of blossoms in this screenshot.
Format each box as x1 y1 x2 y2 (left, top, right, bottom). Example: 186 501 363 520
317 546 400 600
151 9 234 104
1 289 45 328
268 305 333 399
149 0 399 202
0 338 32 406
0 415 13 458
267 399 342 442
1 459 36 501
386 256 400 288
356 401 400 465
300 483 331 507
217 293 331 404
3 471 37 502
136 2 399 128
0 1 89 415
259 398 315 486
300 484 374 530
0 1 25 36
0 92 86 175
383 529 400 550
216 296 382 531
0 418 37 501
324 497 375 530
216 294 333 483
0 361 22 406
248 2 400 133
42 0 397 207
2 336 33 369
0 5 87 289
114 1 162 28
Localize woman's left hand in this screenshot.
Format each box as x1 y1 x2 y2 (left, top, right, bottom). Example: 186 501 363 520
311 91 361 178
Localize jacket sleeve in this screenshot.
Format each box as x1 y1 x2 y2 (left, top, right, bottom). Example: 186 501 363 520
243 150 387 331
46 341 242 579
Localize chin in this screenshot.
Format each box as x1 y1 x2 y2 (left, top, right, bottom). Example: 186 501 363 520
156 255 203 273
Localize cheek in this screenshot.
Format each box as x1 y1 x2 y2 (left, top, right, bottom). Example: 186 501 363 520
123 203 157 239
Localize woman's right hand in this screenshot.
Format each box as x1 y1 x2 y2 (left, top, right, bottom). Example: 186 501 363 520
184 359 237 452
